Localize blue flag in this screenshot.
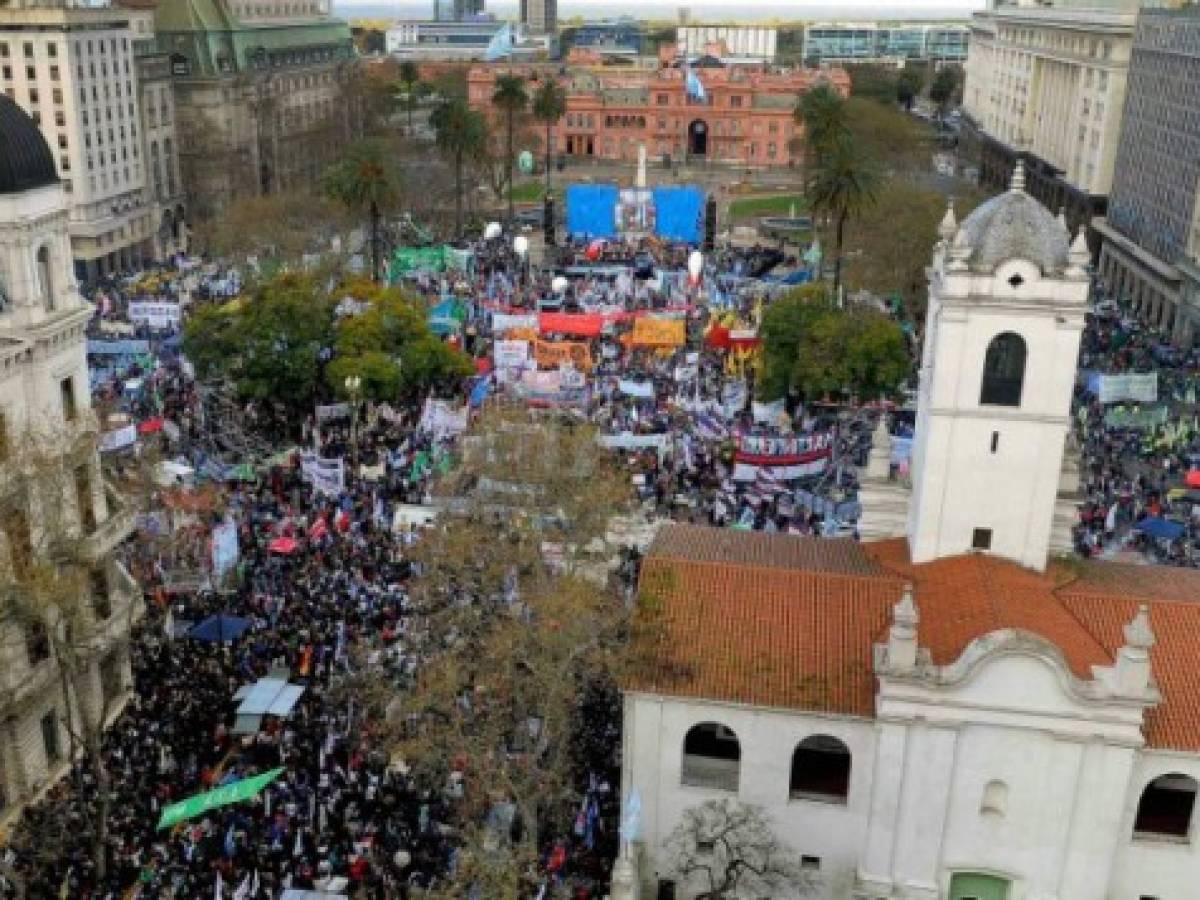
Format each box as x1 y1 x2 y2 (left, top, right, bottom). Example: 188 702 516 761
685 66 706 102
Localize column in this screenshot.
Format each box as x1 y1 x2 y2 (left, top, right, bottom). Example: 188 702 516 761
1 716 30 803
859 722 909 891
891 723 959 898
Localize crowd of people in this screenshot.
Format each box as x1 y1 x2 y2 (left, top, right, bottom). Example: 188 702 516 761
1069 279 1200 565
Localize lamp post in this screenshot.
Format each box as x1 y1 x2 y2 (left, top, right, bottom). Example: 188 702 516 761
344 374 362 470
513 234 529 287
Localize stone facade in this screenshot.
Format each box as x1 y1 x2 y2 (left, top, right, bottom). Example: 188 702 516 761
467 63 850 168
961 7 1134 234
152 0 356 219
0 123 140 821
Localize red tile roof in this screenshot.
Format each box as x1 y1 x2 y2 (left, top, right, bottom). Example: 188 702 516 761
629 526 1200 751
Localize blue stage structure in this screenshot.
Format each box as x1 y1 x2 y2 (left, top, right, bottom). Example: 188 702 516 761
565 182 707 243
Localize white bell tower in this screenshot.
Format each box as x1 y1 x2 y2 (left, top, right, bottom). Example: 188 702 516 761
907 163 1090 571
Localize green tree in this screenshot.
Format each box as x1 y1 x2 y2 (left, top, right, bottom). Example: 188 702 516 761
844 97 931 175
897 66 926 110
846 63 898 104
326 278 474 400
805 136 881 300
492 74 530 225
794 83 849 170
399 60 423 133
930 65 963 113
530 77 567 196
432 99 488 238
758 286 909 402
323 139 403 283
183 274 335 417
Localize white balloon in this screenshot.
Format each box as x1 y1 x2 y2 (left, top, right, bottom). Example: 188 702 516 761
552 276 569 294
394 850 411 869
484 222 502 240
513 235 530 256
687 250 704 278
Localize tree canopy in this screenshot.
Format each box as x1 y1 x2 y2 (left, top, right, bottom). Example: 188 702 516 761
182 275 473 417
758 285 911 402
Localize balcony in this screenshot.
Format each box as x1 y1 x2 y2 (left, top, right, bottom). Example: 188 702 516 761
81 481 137 560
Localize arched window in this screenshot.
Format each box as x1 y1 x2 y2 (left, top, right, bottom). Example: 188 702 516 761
980 331 1026 407
790 734 851 803
1134 773 1198 839
681 722 740 792
36 245 54 311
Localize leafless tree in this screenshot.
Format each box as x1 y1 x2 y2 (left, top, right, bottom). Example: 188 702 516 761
665 799 816 900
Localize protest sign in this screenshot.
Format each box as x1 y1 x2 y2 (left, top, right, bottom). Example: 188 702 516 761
494 339 530 370
533 339 593 372
630 318 685 348
128 301 182 329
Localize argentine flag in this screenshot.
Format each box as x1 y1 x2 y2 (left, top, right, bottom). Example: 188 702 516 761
685 65 707 102
485 22 514 61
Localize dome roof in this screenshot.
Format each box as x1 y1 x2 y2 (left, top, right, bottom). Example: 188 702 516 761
958 164 1070 275
0 95 58 196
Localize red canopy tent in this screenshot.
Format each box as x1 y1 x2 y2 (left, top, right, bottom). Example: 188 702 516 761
1186 469 1200 489
539 312 605 338
138 417 165 435
268 537 299 555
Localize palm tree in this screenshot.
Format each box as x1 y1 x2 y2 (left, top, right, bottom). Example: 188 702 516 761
795 84 849 171
530 78 567 197
491 73 529 225
431 99 487 238
399 60 421 134
323 139 402 283
805 136 881 302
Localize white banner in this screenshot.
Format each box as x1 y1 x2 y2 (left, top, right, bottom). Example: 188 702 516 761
732 459 828 482
316 402 351 423
752 399 786 424
419 399 469 438
210 520 239 579
492 313 539 334
99 423 137 452
300 451 345 496
598 432 671 453
128 301 182 329
494 339 530 369
1094 372 1158 404
618 379 656 399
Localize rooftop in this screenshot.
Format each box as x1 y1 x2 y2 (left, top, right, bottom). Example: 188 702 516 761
629 525 1200 751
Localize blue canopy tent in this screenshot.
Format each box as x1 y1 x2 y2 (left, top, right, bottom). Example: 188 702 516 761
189 614 251 643
1133 517 1187 541
427 297 464 336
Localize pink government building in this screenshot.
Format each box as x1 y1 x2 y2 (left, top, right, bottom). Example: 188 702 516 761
467 59 851 168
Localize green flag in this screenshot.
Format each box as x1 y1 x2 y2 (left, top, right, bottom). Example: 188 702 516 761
156 767 284 830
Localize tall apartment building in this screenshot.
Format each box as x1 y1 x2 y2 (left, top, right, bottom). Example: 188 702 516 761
520 0 555 37
152 0 356 219
1094 8 1200 345
433 0 484 22
119 0 186 260
677 26 777 63
0 3 155 281
0 96 139 818
961 6 1135 233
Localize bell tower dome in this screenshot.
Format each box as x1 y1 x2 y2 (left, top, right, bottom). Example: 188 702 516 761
906 163 1089 571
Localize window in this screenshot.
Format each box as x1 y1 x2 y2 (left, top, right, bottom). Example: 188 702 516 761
75 463 95 532
25 619 50 665
91 566 111 620
980 779 1008 816
60 376 76 422
0 411 7 460
990 431 999 453
980 332 1026 407
1134 774 1198 840
100 651 123 703
681 722 741 791
972 528 993 551
2 504 33 579
790 734 851 802
801 856 821 871
41 710 60 763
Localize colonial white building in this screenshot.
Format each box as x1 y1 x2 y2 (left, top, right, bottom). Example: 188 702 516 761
619 166 1200 900
0 96 139 822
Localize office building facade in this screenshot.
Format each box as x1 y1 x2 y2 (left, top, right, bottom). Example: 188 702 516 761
520 0 555 37
676 26 777 63
960 7 1134 234
1095 8 1200 345
802 23 968 65
0 4 155 280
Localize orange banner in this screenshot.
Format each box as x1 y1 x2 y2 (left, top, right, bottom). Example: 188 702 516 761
534 339 593 371
631 318 686 348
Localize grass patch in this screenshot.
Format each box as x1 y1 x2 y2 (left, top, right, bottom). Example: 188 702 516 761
729 194 807 220
508 181 545 203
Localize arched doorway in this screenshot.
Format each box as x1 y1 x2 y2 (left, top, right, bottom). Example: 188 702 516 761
949 873 1009 900
688 119 708 157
